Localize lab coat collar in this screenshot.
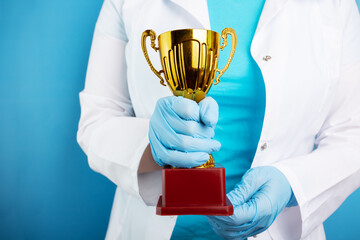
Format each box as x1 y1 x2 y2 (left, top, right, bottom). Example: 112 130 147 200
256 0 289 33
169 0 210 28
169 0 289 31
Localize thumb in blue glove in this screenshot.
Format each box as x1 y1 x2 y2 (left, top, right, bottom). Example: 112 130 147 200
207 166 297 239
199 97 219 128
149 96 221 168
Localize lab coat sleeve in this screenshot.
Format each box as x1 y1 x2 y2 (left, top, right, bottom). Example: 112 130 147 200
77 0 150 201
271 1 360 238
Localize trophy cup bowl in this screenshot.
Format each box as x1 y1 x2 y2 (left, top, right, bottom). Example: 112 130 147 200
141 28 237 216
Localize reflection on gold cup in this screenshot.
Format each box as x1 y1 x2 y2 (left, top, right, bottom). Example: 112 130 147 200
141 28 237 167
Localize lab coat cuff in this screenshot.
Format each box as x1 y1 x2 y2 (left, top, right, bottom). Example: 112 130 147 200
270 162 308 236
86 117 151 202
270 162 305 208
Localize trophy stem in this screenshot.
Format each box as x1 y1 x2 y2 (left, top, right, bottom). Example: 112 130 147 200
195 154 215 168
173 89 206 103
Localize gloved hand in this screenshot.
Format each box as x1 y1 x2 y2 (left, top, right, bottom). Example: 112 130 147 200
149 96 221 168
207 166 297 239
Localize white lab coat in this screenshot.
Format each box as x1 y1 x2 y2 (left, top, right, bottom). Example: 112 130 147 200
77 0 360 239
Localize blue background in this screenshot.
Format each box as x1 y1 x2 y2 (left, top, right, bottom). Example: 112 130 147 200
0 0 359 239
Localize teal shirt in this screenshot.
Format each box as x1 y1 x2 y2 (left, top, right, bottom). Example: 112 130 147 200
171 1 266 239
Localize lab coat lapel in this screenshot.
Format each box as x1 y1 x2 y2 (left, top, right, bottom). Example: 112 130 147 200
256 0 289 34
169 0 210 28
251 0 290 66
169 0 289 32
251 0 289 162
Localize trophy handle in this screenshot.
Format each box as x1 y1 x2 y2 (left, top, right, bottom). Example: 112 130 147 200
141 30 166 86
214 28 237 85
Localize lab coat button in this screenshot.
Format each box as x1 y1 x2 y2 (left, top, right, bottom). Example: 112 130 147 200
260 143 267 151
263 55 271 61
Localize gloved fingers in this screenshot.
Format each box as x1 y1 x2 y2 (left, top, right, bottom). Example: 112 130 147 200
156 96 200 122
227 168 267 206
230 226 263 240
162 150 211 168
218 230 247 240
243 225 269 239
207 216 221 231
208 220 254 232
206 218 231 240
207 219 247 240
240 225 268 240
150 116 219 153
222 228 257 240
228 186 283 238
167 115 215 138
207 217 252 240
171 96 200 121
221 217 257 232
151 107 216 149
162 133 221 153
149 128 210 168
209 199 257 227
199 97 219 128
154 97 214 138
208 216 261 239
250 191 274 222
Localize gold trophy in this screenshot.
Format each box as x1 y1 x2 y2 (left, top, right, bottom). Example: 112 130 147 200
142 28 237 216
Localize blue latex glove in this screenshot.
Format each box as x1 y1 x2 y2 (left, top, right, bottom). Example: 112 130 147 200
149 96 221 168
207 166 297 239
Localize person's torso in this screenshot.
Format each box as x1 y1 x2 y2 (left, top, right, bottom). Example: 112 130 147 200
107 0 340 239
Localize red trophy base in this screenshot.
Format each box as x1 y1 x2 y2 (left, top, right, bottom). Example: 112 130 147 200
156 164 233 216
